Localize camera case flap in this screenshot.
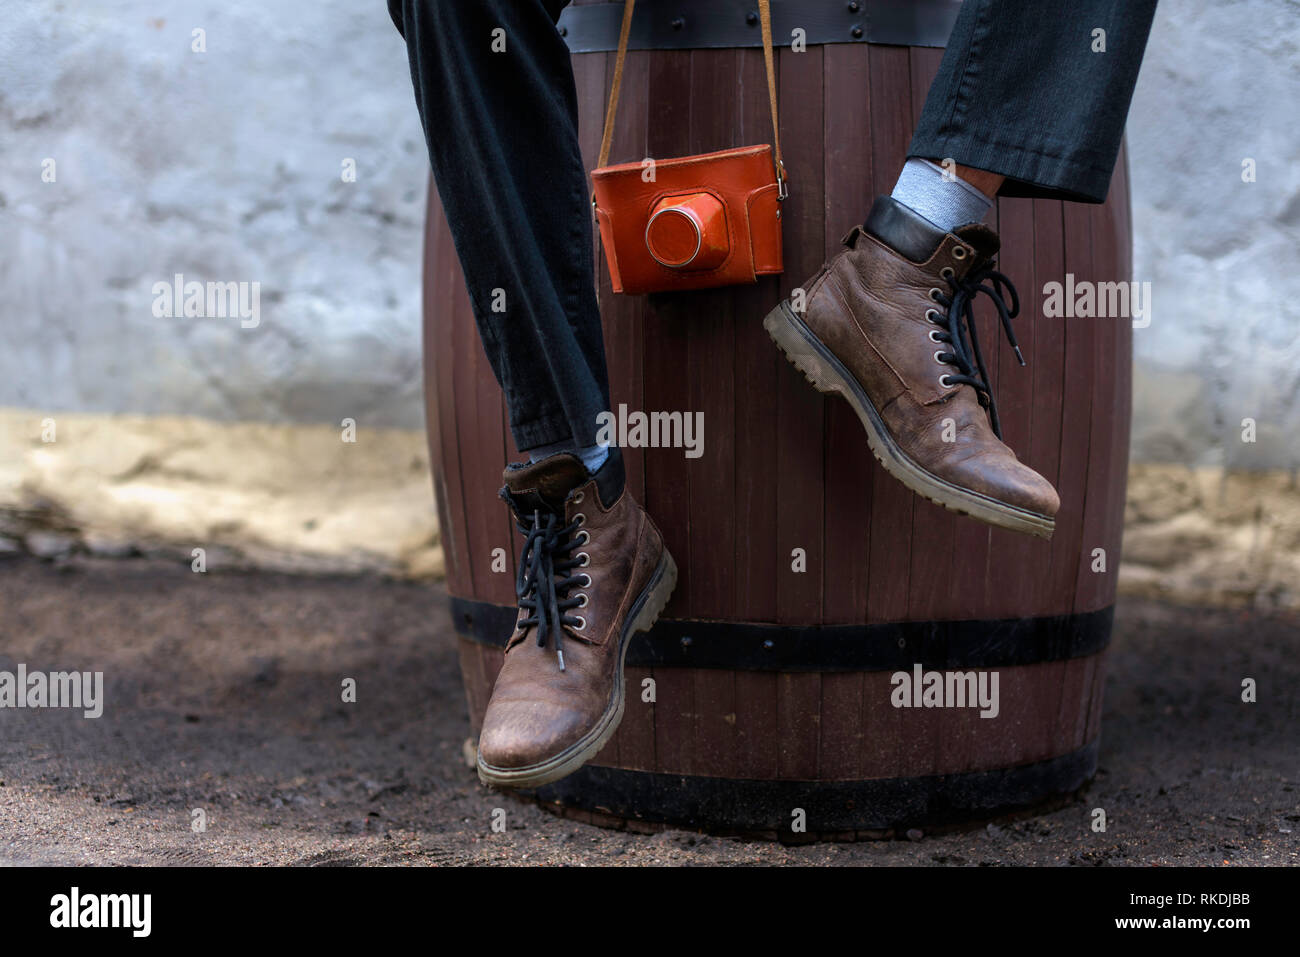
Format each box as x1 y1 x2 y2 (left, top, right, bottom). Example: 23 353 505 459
592 145 783 295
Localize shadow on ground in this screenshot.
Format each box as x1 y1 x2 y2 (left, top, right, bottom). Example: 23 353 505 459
0 556 1295 865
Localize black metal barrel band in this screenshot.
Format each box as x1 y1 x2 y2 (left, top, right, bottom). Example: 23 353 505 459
534 740 1099 832
451 597 1113 672
557 0 963 52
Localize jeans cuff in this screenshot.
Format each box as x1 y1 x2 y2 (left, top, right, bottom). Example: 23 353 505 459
907 136 1115 205
511 409 573 453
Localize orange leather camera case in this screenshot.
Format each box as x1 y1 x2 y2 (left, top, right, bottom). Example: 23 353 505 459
592 145 784 295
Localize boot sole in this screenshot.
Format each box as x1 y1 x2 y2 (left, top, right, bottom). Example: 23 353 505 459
764 300 1055 540
476 547 678 790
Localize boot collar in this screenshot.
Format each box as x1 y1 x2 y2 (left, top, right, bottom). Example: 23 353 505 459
499 446 624 517
857 194 1000 265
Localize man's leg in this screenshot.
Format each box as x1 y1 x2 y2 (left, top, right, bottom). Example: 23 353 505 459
388 0 676 790
388 0 610 460
909 0 1159 205
765 0 1156 539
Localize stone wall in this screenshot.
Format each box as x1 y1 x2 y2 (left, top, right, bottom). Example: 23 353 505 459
1125 0 1300 469
0 1 430 428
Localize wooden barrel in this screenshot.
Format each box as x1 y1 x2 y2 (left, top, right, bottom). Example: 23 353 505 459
421 0 1132 838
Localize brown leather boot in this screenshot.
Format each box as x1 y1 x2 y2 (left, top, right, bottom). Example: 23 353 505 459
477 449 676 788
764 195 1059 538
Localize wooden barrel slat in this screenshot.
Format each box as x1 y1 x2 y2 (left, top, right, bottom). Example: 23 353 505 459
774 43 828 627
1090 173 1126 617
685 52 739 622
694 669 740 779
451 280 492 601
818 671 866 780
990 197 1044 618
652 667 696 775
861 671 906 780
427 187 470 597
446 276 478 594
733 670 779 778
423 9 1130 835
935 691 981 776
1103 147 1134 594
865 44 918 624
1047 201 1097 617
823 44 877 625
1080 201 1122 615
643 51 696 617
596 48 648 505
479 304 517 609
618 665 657 770
1052 656 1086 754
1071 197 1118 615
732 47 783 623
777 672 822 779
1028 199 1069 620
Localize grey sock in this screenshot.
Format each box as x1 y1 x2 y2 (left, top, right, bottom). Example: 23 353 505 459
889 158 994 232
528 439 610 474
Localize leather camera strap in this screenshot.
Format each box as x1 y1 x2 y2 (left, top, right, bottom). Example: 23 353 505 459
593 0 787 198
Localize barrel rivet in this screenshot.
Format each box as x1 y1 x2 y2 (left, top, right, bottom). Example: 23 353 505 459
851 25 864 39
671 17 685 30
763 639 775 651
746 12 758 26
681 635 692 647
848 1 861 12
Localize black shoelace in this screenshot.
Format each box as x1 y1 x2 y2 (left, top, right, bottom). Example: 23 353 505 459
928 262 1023 439
514 509 586 672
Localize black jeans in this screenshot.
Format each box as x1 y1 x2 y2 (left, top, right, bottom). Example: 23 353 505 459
388 0 1156 453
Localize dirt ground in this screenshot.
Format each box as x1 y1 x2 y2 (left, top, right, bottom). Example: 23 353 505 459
0 554 1295 866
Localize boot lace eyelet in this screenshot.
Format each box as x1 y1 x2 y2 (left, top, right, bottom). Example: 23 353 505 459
576 530 590 546
952 246 968 260
573 512 586 526
577 593 588 608
940 266 956 280
579 573 592 587
925 308 942 323
578 552 590 567
571 492 584 505
939 374 955 389
928 329 943 342
929 287 943 302
933 350 948 365
573 616 587 631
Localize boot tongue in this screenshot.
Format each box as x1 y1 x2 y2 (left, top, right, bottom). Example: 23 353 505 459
500 453 589 517
952 222 1000 263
